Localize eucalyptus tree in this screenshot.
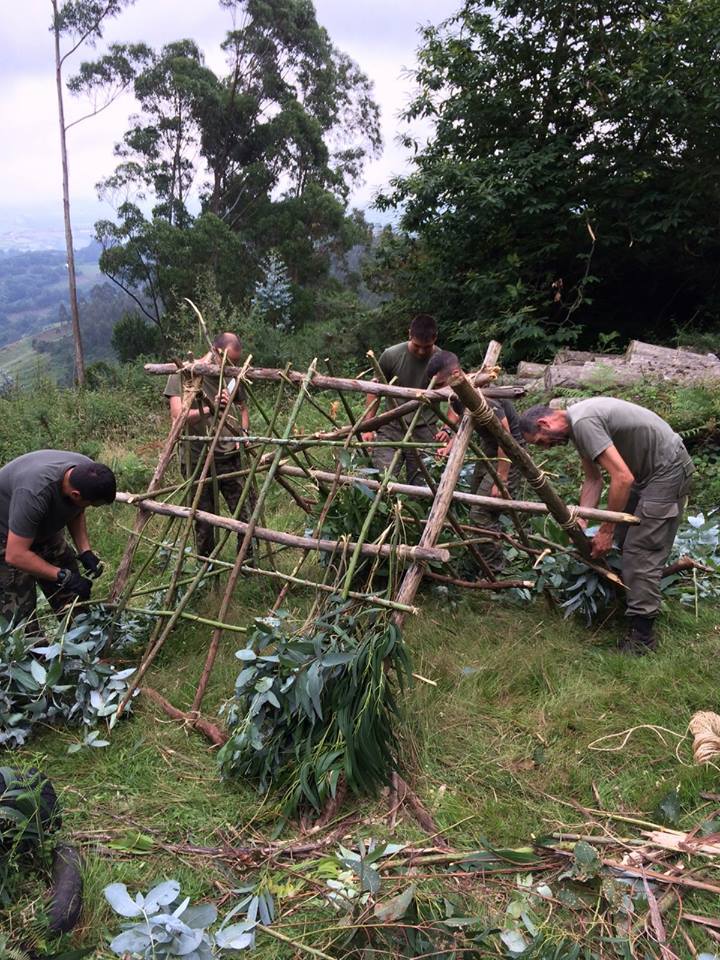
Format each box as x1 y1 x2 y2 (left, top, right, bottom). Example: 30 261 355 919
74 0 381 344
50 0 139 384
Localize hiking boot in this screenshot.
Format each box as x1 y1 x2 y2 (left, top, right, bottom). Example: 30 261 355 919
618 616 657 655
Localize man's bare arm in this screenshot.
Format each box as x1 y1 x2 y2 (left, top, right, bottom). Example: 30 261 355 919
579 456 604 509
4 532 60 581
589 445 635 558
168 395 207 424
66 511 91 554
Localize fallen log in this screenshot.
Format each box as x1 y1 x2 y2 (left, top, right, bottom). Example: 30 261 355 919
516 361 546 378
115 492 450 564
544 361 641 391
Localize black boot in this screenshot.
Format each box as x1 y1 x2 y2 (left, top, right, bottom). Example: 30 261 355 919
619 616 657 655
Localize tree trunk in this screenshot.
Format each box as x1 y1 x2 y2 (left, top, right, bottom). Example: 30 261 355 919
52 1 85 386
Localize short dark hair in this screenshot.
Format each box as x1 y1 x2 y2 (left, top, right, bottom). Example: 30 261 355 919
213 332 242 352
518 404 554 436
423 350 460 388
409 313 438 342
69 462 117 504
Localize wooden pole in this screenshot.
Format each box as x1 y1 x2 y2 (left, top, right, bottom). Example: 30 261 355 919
143 361 505 404
449 369 593 560
114 493 450 564
390 342 505 627
270 466 639 525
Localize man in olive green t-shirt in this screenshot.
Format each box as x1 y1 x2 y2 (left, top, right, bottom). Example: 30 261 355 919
360 314 440 485
164 332 254 559
0 451 116 629
520 398 694 654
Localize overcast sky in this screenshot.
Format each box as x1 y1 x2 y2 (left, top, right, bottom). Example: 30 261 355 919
0 0 459 240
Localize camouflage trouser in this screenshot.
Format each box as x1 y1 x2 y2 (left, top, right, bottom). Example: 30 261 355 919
0 531 80 632
466 458 524 576
182 451 256 560
371 421 437 486
615 455 694 618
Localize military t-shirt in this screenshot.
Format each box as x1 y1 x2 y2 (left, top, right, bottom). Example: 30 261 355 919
567 397 688 487
0 450 91 543
378 341 438 430
164 372 247 462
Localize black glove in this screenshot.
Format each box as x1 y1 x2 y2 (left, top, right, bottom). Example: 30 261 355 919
57 569 92 601
77 550 103 579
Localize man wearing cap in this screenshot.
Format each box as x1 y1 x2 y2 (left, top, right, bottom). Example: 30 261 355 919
0 450 116 630
519 398 694 653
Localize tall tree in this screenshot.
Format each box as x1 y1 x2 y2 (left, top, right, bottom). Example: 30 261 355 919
50 0 138 385
375 0 720 363
75 0 381 341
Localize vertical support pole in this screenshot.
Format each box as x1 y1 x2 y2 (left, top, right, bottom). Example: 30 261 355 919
390 342 503 627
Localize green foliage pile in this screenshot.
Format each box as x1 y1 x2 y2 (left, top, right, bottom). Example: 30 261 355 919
374 0 720 363
0 611 139 750
219 602 411 816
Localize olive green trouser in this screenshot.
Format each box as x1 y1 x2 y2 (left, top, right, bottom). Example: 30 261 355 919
0 531 80 632
467 459 523 575
181 451 256 560
371 421 437 486
615 455 694 619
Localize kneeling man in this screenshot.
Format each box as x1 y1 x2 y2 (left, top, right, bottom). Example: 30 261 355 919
0 450 116 630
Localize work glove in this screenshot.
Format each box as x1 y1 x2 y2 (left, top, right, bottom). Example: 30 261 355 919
57 569 93 601
77 550 104 579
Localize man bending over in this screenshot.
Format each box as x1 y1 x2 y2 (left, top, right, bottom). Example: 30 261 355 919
519 398 693 654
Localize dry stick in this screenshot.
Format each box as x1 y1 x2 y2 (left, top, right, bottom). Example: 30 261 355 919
110 369 200 601
424 571 534 591
191 361 321 715
449 369 594 561
271 465 638 525
114 494 449 564
142 687 226 747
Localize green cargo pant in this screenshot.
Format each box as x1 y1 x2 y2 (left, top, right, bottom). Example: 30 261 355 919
182 451 256 560
615 454 694 618
0 531 81 632
371 421 437 486
466 458 523 575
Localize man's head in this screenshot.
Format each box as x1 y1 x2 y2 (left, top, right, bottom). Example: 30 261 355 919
213 332 243 366
423 350 461 389
519 404 571 447
407 313 438 360
66 462 117 507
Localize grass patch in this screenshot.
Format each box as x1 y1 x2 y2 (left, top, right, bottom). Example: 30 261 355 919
1 379 719 956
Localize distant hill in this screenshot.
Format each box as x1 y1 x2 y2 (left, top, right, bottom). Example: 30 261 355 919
0 241 103 348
